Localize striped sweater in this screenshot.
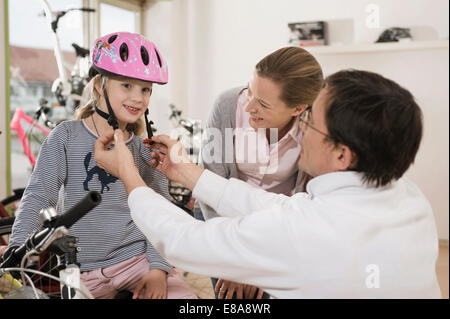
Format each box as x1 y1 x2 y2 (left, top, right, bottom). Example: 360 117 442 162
10 120 171 272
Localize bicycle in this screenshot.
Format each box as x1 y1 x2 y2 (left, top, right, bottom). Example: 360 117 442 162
7 2 95 193
39 0 95 111
167 104 203 214
0 188 24 246
10 106 53 169
0 191 101 299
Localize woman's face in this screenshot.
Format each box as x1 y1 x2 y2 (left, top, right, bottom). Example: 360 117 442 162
245 71 304 131
96 76 153 125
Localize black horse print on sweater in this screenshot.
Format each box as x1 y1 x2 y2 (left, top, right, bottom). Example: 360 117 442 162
83 152 118 193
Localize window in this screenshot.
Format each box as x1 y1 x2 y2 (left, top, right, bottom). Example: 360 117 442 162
100 2 140 36
8 0 83 188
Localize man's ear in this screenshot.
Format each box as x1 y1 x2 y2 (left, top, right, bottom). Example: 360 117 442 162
334 144 357 171
291 104 308 117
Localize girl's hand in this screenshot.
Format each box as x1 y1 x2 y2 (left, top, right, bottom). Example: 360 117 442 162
133 268 168 299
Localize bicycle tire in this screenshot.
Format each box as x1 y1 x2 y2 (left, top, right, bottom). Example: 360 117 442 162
1 189 23 219
0 216 14 246
1 188 25 206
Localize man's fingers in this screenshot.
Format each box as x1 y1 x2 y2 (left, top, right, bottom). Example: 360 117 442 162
94 131 114 151
151 134 172 145
113 129 125 144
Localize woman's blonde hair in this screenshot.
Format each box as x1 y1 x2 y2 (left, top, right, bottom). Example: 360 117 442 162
256 47 323 191
75 74 145 136
255 46 323 108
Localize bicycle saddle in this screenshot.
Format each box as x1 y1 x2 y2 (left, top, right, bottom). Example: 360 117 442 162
72 43 90 58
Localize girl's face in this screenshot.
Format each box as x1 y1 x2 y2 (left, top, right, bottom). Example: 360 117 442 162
245 71 305 131
96 76 153 125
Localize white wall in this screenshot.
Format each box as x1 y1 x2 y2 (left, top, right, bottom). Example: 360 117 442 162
310 47 449 241
0 1 7 200
144 0 449 240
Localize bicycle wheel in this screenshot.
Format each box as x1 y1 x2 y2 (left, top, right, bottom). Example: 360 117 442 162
25 121 48 163
0 216 61 299
0 188 24 218
0 216 15 246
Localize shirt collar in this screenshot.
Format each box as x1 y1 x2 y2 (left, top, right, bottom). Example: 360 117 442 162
306 171 385 197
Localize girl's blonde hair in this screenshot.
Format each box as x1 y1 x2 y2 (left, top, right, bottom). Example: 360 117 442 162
75 74 145 136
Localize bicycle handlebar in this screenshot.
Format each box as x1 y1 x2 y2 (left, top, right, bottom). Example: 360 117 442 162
0 191 102 270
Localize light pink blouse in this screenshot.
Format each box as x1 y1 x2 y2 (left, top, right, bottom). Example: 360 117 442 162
235 89 302 195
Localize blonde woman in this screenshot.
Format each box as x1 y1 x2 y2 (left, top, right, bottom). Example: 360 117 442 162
194 47 323 299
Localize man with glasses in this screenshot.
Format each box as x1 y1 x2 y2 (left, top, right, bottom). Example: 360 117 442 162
94 69 440 298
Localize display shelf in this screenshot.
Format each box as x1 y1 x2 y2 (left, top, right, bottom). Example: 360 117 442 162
301 40 449 55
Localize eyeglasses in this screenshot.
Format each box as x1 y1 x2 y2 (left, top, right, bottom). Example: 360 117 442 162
299 106 331 138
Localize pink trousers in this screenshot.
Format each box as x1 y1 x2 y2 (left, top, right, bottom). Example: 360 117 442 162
80 254 198 299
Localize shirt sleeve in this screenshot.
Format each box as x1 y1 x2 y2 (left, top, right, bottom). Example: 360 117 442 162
196 88 243 220
9 123 69 247
193 169 290 218
129 186 298 291
136 140 173 273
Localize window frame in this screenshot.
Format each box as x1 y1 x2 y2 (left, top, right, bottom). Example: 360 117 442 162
87 0 142 46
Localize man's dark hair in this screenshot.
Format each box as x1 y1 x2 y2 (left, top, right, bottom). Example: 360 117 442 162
324 69 423 187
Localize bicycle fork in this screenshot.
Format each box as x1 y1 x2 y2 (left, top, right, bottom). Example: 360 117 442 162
59 264 93 299
50 236 93 299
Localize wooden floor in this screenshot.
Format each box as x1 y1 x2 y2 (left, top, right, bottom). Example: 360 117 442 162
182 244 450 299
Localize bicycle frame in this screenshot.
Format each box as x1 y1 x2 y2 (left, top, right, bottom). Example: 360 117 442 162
10 108 51 167
0 191 101 299
40 0 70 98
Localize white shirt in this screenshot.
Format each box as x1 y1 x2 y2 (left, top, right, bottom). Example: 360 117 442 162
129 170 441 299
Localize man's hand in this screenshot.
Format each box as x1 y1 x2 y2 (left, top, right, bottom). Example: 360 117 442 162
144 135 204 190
133 268 168 299
94 130 146 194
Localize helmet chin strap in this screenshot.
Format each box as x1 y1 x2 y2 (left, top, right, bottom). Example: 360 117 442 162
94 76 155 139
94 77 119 130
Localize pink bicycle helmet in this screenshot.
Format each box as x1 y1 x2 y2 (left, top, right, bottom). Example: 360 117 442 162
89 31 168 84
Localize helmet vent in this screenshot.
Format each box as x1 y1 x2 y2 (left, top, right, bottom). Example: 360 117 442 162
154 49 162 68
119 43 129 62
140 46 149 65
108 34 118 44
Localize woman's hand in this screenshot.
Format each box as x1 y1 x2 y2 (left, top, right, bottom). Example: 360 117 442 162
215 279 264 299
216 279 245 299
133 268 168 299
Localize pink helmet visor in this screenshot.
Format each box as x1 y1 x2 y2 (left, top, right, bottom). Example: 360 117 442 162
90 32 168 84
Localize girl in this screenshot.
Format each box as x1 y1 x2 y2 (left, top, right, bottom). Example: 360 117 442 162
193 47 323 299
6 32 197 299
